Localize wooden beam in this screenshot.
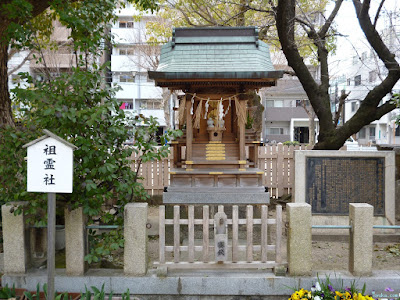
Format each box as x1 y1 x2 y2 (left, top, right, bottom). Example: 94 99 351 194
185 94 193 161
238 94 246 161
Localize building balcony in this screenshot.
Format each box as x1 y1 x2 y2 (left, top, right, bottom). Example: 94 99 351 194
265 107 308 122
30 53 77 69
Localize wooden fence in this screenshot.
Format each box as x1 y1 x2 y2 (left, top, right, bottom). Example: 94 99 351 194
155 204 284 270
132 144 312 198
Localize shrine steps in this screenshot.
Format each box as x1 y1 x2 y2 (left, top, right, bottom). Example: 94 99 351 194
192 142 239 161
169 168 264 176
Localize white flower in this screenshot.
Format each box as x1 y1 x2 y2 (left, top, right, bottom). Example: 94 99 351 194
311 282 321 292
315 282 321 291
314 296 321 300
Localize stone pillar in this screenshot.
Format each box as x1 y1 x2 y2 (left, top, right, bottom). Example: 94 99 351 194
124 203 148 276
65 207 87 275
2 202 29 274
349 203 373 276
287 203 312 276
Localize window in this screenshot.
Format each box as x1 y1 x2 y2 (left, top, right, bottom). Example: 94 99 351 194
119 73 134 82
352 55 358 65
351 101 357 112
296 99 309 107
369 71 377 82
136 73 148 82
266 100 274 108
354 75 361 86
266 128 284 135
265 100 284 108
140 99 162 109
358 128 366 139
347 78 351 86
119 21 134 28
119 48 135 55
395 126 400 137
369 127 375 139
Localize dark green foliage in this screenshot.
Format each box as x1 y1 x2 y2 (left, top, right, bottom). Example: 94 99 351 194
0 0 181 262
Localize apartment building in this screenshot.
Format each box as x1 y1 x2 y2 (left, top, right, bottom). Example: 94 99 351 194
261 66 319 144
111 4 172 134
340 11 400 145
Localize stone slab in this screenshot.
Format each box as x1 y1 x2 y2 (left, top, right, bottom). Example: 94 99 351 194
3 269 400 297
163 192 270 204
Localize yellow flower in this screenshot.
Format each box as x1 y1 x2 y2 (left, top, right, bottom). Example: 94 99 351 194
298 289 305 298
336 291 343 298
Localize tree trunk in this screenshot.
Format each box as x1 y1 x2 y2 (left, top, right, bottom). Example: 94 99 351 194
0 43 14 128
276 0 400 150
308 113 316 146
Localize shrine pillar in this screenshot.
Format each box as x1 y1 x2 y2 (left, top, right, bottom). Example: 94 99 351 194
185 94 193 161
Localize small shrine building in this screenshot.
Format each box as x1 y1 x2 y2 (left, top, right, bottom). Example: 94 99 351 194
149 27 283 204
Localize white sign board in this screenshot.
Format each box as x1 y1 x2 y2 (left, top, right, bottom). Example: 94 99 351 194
27 137 74 193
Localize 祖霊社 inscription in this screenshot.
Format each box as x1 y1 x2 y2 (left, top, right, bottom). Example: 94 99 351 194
306 157 385 215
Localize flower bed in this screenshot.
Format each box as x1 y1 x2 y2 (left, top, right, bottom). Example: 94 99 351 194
288 277 387 300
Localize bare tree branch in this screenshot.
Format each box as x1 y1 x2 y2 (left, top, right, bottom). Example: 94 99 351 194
333 90 349 127
373 0 386 27
319 0 344 36
7 50 33 76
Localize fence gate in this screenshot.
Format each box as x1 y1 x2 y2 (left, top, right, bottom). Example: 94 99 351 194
155 204 286 273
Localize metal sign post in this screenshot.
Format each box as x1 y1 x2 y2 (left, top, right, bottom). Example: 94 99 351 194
47 192 56 299
23 130 77 300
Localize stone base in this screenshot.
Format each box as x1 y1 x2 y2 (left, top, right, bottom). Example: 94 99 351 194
163 189 270 204
3 269 400 298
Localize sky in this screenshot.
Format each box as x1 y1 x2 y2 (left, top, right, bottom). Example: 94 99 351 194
329 0 399 78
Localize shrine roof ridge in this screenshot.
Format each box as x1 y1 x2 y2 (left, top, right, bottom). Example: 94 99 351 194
148 70 284 80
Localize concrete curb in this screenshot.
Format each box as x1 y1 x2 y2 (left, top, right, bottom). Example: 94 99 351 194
3 269 400 299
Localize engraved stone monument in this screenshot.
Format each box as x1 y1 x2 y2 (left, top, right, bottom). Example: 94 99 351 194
294 151 395 225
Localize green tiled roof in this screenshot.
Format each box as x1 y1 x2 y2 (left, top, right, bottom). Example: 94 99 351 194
149 27 282 81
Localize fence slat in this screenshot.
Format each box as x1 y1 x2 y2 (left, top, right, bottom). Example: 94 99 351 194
157 204 284 270
188 205 195 263
275 205 282 264
232 205 239 262
159 205 165 264
261 205 268 262
174 205 180 263
246 205 253 262
282 145 289 195
277 143 284 197
203 205 209 262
